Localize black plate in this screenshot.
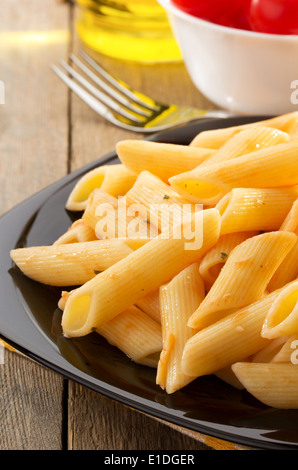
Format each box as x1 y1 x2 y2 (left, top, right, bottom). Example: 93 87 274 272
1 116 298 450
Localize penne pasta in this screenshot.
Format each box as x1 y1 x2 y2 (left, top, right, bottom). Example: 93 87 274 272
94 195 157 240
190 111 298 149
268 199 298 292
169 141 298 206
156 263 205 394
250 335 290 363
61 208 221 338
97 305 162 368
280 198 298 233
135 289 160 323
181 286 287 378
59 285 160 326
124 171 197 233
289 119 298 139
262 280 298 339
116 140 216 181
82 188 157 240
10 239 135 286
58 290 72 311
82 189 118 231
59 285 160 323
216 187 298 235
231 363 298 409
198 126 289 168
10 112 298 410
198 231 258 289
188 231 297 330
53 219 97 245
66 164 137 211
271 335 298 363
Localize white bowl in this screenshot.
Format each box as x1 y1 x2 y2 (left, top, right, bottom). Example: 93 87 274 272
158 0 298 115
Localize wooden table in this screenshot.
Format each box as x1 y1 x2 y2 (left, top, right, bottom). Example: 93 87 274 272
0 0 241 451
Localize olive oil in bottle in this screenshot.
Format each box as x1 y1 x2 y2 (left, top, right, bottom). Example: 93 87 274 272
75 0 182 63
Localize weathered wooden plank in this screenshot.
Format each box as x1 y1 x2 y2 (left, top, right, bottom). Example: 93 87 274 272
0 351 65 450
68 383 211 450
0 0 70 212
0 0 70 450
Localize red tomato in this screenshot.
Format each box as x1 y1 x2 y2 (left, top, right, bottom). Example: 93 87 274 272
171 0 227 19
172 0 252 30
249 0 298 34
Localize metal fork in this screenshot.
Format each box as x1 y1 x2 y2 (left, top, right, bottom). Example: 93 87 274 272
52 50 233 134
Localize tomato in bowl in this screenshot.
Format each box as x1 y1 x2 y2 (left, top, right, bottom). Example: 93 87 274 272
171 0 298 35
172 0 252 31
158 0 298 115
249 0 298 35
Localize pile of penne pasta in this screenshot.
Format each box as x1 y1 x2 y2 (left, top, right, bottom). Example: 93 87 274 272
10 111 298 409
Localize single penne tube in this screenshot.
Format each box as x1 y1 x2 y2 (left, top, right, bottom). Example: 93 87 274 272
61 208 221 338
271 335 298 363
289 120 298 139
59 285 160 323
189 111 298 148
216 187 298 235
188 231 297 330
280 198 298 233
58 290 72 311
261 280 298 339
280 199 298 235
97 305 162 368
231 362 298 409
198 126 289 168
53 219 98 245
124 171 197 233
198 232 257 289
135 289 160 323
116 140 216 181
156 263 205 394
169 140 298 206
181 286 289 378
10 239 135 286
66 164 137 211
82 189 156 240
59 286 161 323
82 189 118 231
250 335 290 363
267 199 298 291
268 245 298 292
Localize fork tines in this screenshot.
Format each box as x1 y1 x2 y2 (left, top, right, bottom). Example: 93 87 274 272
52 50 232 132
52 50 164 130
